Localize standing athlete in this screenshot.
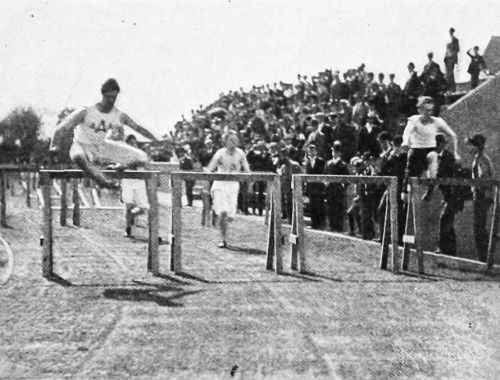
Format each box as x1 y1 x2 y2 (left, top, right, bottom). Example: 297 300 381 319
50 78 157 188
206 131 251 248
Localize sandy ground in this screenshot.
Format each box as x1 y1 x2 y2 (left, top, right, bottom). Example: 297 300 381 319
0 190 500 379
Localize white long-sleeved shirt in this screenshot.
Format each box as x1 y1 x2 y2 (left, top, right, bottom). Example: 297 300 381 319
402 115 457 153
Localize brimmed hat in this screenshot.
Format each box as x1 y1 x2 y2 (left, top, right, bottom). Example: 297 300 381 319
466 133 486 148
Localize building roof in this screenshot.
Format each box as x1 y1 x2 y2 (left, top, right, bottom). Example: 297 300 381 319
484 36 500 74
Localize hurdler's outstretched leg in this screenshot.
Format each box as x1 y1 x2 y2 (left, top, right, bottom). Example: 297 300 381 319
73 155 120 190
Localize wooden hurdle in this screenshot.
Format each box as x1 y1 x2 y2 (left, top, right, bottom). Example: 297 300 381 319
403 177 500 274
170 171 282 275
40 169 161 279
0 164 39 227
289 174 400 274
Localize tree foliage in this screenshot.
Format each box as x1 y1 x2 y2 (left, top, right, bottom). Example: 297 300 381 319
0 107 42 163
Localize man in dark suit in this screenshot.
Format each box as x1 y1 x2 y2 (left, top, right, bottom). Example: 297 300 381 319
403 62 423 117
324 141 350 232
304 144 326 229
444 27 460 92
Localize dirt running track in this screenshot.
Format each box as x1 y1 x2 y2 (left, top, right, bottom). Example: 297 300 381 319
1 194 500 379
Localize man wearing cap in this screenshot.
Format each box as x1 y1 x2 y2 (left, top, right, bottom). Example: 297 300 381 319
467 133 495 262
324 141 350 232
304 144 326 229
401 96 458 200
444 27 460 92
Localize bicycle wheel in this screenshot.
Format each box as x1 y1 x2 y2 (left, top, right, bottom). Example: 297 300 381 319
0 237 13 285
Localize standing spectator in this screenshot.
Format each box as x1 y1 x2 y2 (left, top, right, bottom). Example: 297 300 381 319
403 62 422 117
467 46 488 90
332 111 357 162
385 74 403 136
352 93 368 128
426 134 464 256
177 147 195 207
444 27 460 92
278 147 302 223
377 135 407 244
199 138 216 168
330 70 349 101
357 116 382 157
324 141 350 232
467 134 495 262
246 140 272 215
304 144 326 229
421 52 447 115
305 118 329 160
347 156 365 237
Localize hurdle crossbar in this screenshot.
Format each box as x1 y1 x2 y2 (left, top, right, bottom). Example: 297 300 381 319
169 171 282 275
290 174 399 274
40 169 161 279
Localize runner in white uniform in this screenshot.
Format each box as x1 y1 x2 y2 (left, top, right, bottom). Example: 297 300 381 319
50 78 156 188
206 131 251 248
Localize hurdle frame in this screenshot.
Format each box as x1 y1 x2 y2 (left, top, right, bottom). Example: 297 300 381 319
40 169 161 279
289 174 400 274
0 164 39 227
169 171 282 274
403 177 500 274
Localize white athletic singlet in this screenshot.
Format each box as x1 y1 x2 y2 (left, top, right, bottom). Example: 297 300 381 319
207 147 250 173
402 115 456 149
74 105 123 145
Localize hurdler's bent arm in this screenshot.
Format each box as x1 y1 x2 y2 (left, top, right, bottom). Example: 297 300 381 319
437 120 458 157
49 108 87 152
120 113 158 142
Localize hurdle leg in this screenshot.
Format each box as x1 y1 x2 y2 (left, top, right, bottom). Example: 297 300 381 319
401 186 414 271
265 194 275 271
26 172 31 208
147 174 160 275
290 197 298 271
60 178 68 226
272 177 283 273
412 181 424 274
201 182 211 226
486 185 499 272
294 177 306 273
389 178 400 273
72 179 81 227
379 191 390 270
170 176 183 273
0 171 6 228
42 173 53 278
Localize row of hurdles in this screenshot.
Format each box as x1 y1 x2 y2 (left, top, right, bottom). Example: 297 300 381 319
0 165 498 280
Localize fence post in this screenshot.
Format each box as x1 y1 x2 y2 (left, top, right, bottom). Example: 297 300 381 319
201 182 211 226
265 191 275 271
0 171 6 227
295 177 306 273
271 176 282 273
171 175 183 273
401 185 413 271
72 179 80 227
147 173 160 275
60 178 67 226
290 188 298 271
486 185 499 272
26 171 31 208
42 172 53 278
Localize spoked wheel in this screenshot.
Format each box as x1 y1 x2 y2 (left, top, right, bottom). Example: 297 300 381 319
0 236 13 285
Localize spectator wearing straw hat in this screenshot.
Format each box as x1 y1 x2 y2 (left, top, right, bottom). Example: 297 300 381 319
467 133 495 262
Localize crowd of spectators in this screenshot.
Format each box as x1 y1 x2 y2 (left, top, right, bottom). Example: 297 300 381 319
159 32 490 239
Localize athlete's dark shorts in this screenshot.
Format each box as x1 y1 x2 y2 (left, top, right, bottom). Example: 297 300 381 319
406 147 435 178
